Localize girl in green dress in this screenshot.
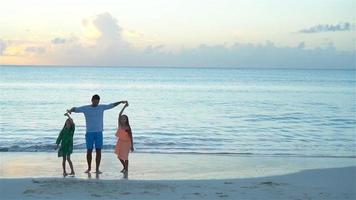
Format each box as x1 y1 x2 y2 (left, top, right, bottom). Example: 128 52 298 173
55 113 75 176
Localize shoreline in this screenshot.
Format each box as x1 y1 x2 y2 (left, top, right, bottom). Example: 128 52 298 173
1 152 355 199
1 152 355 180
2 150 355 156
2 149 355 158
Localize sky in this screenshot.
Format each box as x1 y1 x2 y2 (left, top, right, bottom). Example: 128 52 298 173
0 0 355 68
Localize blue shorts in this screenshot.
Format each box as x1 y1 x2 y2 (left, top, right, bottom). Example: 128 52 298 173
86 132 103 150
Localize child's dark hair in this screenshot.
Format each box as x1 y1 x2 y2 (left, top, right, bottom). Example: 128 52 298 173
120 114 131 131
64 118 74 128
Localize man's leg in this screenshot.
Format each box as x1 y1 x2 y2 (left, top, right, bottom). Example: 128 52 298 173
95 148 101 173
85 132 94 173
86 149 92 173
94 132 103 173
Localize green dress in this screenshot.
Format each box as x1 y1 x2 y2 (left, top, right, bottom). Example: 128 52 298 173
56 125 75 157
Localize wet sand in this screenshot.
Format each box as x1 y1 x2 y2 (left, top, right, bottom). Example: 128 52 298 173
0 152 355 199
0 152 355 180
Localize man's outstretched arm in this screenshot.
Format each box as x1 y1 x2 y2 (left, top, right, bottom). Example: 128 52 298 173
102 101 128 111
112 101 127 107
67 107 75 114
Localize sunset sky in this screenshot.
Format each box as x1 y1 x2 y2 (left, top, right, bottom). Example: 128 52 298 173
0 0 355 68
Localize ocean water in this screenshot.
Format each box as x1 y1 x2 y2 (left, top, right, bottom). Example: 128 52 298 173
0 66 355 157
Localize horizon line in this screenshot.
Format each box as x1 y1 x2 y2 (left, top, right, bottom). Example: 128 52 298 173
1 64 355 71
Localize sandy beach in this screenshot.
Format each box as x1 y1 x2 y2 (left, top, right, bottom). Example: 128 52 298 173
1 0 355 198
0 152 355 199
0 166 355 200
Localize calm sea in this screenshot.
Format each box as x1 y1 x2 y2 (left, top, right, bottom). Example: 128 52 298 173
0 66 355 157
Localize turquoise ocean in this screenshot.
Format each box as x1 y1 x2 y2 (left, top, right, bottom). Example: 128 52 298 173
0 66 355 157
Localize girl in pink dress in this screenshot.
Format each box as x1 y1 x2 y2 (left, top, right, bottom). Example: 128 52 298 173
114 102 134 173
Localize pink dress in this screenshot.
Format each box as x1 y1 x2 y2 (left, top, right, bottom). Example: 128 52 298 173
114 128 132 160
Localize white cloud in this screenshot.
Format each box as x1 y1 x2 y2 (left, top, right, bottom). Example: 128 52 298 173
298 22 355 33
51 38 67 44
0 39 7 55
51 13 354 68
2 13 355 69
173 42 354 68
25 46 46 54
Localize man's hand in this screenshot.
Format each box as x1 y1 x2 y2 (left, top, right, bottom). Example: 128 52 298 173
55 144 59 150
131 146 134 152
114 101 127 106
67 108 74 114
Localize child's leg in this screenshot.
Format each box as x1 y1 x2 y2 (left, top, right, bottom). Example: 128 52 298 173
119 159 125 172
62 156 67 176
124 160 129 171
67 155 75 175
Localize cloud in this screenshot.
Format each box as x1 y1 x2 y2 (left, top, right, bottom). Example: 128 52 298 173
144 44 165 54
51 37 67 44
298 22 354 33
25 46 46 54
52 39 354 69
47 14 355 68
2 13 354 69
92 12 122 41
48 12 132 65
0 39 6 55
51 36 78 45
126 41 352 69
49 13 355 69
81 12 128 47
170 41 354 68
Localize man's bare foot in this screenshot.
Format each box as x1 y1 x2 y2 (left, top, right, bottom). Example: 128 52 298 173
69 171 75 176
120 168 125 173
84 169 91 173
63 172 67 177
95 170 103 174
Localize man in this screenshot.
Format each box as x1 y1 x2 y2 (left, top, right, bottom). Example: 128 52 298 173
67 94 127 174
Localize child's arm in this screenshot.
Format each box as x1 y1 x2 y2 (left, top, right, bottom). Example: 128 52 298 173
55 129 64 149
119 103 129 118
117 103 129 127
118 103 129 127
128 129 134 152
64 113 74 126
64 112 72 119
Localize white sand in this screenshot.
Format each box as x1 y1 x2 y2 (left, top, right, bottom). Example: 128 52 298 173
0 167 355 200
0 152 355 199
1 152 355 180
